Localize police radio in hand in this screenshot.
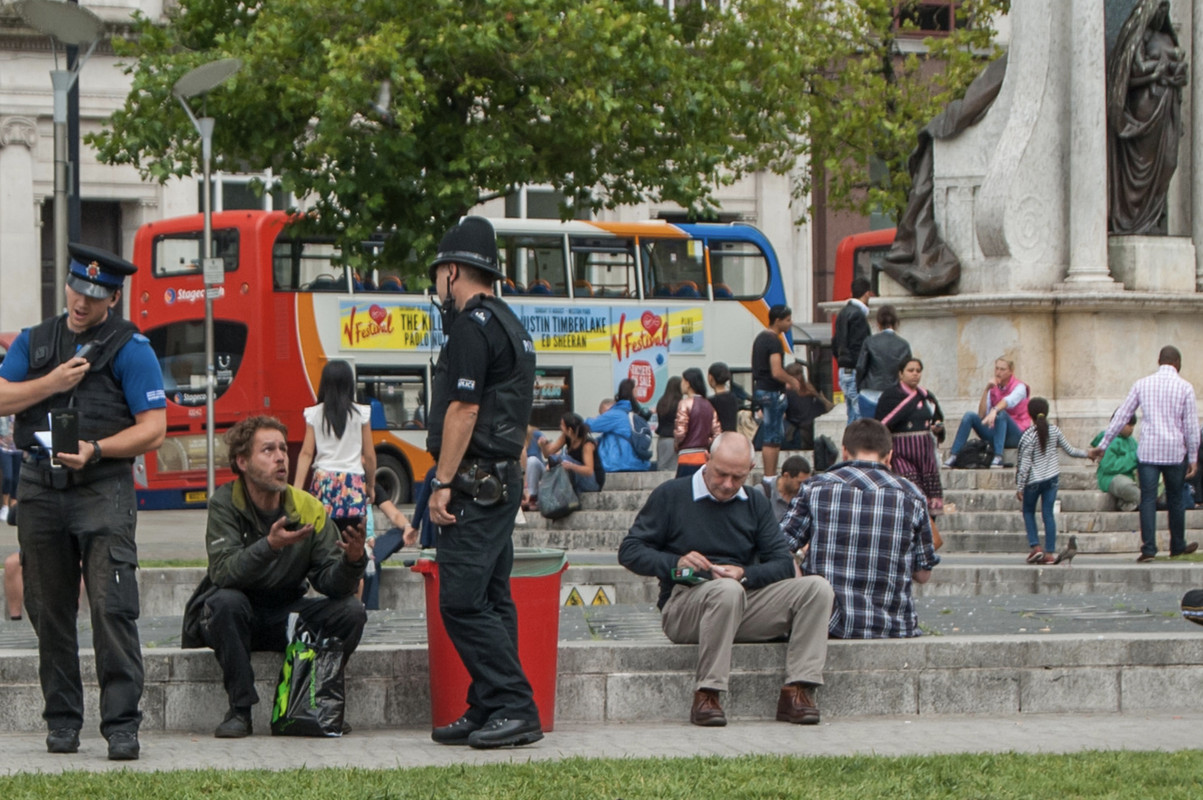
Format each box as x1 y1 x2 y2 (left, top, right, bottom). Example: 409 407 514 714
74 341 100 363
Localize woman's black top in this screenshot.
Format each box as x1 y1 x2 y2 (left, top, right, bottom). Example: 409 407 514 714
875 383 943 434
568 438 606 490
709 392 740 432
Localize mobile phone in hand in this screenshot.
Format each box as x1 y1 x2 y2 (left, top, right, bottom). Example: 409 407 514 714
50 408 79 455
333 515 363 541
672 566 711 585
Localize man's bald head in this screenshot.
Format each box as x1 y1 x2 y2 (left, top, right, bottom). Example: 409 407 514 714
703 432 755 502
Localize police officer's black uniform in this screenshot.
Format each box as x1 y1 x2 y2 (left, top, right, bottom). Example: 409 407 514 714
2 244 165 761
425 217 542 748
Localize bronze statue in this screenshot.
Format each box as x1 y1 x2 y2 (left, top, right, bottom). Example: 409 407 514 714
1107 0 1188 235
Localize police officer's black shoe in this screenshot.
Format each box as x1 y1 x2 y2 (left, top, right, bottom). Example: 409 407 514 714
107 731 140 761
215 708 252 738
467 717 543 749
431 714 482 745
46 728 79 754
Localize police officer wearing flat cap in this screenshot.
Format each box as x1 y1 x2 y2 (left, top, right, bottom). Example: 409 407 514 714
425 216 543 749
0 244 166 761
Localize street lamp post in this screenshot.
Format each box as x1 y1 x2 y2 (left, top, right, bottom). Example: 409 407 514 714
13 0 103 311
173 58 242 500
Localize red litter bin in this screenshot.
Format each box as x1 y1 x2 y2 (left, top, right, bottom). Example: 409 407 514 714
413 547 568 732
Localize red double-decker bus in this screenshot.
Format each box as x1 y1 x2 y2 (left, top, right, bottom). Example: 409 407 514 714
131 210 791 508
130 210 436 509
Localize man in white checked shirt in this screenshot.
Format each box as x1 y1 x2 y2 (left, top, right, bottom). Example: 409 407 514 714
1091 346 1200 562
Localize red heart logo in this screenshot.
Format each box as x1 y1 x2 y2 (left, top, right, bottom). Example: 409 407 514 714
369 304 387 324
641 311 661 336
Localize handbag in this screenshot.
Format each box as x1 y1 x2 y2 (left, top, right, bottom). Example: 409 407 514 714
270 613 346 737
537 463 580 520
736 408 759 441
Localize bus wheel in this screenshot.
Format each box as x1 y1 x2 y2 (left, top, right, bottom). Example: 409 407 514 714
374 453 411 505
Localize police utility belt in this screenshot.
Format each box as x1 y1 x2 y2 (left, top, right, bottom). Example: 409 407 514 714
22 451 130 490
449 458 519 507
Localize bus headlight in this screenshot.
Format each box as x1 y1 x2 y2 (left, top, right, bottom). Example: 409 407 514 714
154 435 231 472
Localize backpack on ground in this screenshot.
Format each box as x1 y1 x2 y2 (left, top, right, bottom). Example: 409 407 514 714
628 412 653 461
954 438 994 469
812 435 839 472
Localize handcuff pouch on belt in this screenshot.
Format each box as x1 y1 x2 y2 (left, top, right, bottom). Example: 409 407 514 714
450 461 511 507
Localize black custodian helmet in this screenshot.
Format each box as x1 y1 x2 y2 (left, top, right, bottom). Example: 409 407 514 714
427 216 502 282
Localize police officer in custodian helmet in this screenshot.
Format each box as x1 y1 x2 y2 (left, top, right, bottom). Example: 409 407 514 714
424 217 543 749
0 244 166 760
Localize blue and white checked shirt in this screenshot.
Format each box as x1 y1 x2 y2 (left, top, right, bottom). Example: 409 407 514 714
780 460 939 638
1099 365 1199 466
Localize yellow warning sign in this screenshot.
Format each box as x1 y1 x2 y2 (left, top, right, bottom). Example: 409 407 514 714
590 587 612 606
563 587 585 607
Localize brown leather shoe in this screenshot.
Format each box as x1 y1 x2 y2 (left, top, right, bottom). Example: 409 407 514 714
776 682 820 725
690 689 727 727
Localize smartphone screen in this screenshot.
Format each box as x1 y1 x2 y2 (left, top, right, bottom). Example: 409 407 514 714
333 515 363 539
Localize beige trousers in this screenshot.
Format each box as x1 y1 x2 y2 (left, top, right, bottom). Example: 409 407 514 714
661 576 833 692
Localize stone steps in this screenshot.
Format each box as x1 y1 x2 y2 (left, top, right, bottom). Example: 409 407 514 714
4 632 1201 733
135 561 1203 617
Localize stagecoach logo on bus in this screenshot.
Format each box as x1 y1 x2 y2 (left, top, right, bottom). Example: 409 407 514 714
165 286 225 304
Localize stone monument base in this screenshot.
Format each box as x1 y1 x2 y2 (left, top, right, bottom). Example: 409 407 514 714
826 291 1203 446
1108 236 1197 293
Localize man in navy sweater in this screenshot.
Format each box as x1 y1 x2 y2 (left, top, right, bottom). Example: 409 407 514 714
619 433 834 727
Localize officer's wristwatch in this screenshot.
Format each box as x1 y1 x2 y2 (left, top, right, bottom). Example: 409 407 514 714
87 440 103 464
430 477 450 492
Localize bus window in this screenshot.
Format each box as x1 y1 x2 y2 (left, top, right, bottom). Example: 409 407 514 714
854 244 887 295
273 237 348 292
357 370 427 430
153 229 239 277
568 237 637 298
144 319 248 407
531 367 573 429
708 240 769 300
497 234 568 296
641 238 706 299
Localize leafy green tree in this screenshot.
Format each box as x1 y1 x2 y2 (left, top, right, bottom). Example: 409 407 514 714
806 0 1010 221
90 0 1007 266
92 0 830 267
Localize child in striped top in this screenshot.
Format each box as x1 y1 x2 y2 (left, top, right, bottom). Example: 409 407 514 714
1016 397 1091 564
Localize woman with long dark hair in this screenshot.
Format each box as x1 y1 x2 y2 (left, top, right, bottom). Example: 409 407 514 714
535 412 605 493
293 360 375 520
655 376 683 472
617 378 650 419
875 358 945 548
675 367 721 478
1015 397 1090 564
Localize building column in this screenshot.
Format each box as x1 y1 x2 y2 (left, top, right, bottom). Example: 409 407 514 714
0 116 43 331
1061 0 1120 289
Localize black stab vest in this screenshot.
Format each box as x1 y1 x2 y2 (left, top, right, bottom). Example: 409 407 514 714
14 314 139 458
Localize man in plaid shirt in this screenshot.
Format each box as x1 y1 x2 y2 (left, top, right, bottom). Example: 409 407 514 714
781 419 939 638
1091 346 1199 562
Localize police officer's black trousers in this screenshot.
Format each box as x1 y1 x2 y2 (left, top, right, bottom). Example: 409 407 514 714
17 471 143 737
201 589 367 710
437 472 539 724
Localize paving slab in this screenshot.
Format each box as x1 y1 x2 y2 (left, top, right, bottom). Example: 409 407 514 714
0 712 1198 774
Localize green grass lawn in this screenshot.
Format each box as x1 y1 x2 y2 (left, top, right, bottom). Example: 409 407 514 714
1 752 1201 799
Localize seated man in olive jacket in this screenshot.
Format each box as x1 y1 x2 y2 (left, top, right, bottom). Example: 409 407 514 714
181 415 367 738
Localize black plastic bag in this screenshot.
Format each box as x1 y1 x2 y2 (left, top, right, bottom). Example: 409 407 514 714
537 464 580 520
812 435 839 472
270 614 346 737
